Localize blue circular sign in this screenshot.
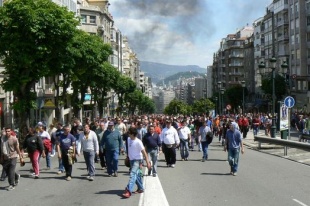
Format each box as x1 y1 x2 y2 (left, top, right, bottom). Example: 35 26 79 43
284 96 295 108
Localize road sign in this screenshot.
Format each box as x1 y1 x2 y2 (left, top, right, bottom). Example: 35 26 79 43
226 104 231 110
284 96 295 108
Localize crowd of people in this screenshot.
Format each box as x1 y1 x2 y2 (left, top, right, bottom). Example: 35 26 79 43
4 112 286 195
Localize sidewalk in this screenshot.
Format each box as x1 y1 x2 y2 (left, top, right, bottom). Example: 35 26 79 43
242 129 284 149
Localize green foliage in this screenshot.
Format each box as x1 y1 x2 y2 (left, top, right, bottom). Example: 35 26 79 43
261 74 287 100
114 75 136 115
225 85 248 111
164 99 190 115
191 98 215 114
0 0 79 131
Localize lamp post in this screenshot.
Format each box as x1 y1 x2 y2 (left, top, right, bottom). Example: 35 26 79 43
220 88 225 115
259 57 288 138
241 80 246 115
215 97 218 116
217 81 222 115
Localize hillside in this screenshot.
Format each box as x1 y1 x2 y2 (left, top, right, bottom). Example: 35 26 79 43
140 61 206 84
156 71 203 86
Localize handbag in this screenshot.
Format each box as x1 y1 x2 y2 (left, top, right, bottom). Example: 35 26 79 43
124 156 130 168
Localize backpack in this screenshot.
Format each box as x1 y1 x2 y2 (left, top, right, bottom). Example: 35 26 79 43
206 131 213 145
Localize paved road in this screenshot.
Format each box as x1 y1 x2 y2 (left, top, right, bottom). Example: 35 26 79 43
0 132 309 206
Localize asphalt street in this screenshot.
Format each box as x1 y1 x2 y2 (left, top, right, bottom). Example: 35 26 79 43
0 132 309 206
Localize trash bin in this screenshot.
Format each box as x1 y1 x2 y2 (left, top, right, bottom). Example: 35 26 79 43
281 129 288 140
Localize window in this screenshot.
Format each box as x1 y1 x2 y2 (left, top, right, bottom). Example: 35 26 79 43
80 15 86 24
89 16 96 24
307 16 310 26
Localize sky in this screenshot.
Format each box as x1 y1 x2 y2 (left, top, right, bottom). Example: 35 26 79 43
109 0 272 68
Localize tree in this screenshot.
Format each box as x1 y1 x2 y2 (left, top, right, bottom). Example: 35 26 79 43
125 89 144 115
69 31 112 118
261 74 287 101
92 62 120 118
191 98 215 115
225 85 248 111
164 99 189 115
0 0 79 136
114 76 136 116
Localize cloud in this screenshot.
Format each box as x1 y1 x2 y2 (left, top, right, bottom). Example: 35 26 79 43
110 0 272 67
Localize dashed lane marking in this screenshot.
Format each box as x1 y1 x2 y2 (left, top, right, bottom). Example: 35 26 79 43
293 199 308 206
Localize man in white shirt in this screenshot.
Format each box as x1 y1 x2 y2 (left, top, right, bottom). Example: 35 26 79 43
160 119 180 168
178 120 191 161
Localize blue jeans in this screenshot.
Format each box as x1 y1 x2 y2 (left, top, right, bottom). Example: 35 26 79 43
228 148 240 173
180 140 189 159
147 148 158 174
83 151 96 176
126 160 144 193
201 141 209 160
105 150 119 175
39 149 51 168
58 157 64 172
253 126 259 136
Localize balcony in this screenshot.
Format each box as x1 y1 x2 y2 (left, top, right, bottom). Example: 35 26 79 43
228 63 243 67
277 34 289 41
277 19 289 27
228 72 243 76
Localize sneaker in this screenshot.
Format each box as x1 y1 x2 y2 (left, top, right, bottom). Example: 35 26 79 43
57 171 64 175
29 173 35 177
46 167 51 170
15 174 20 185
201 159 205 162
185 158 188 161
113 172 118 177
7 185 15 191
34 175 39 179
233 173 237 176
153 173 157 177
171 164 175 168
88 176 94 181
66 176 72 181
181 159 184 161
134 189 144 194
122 188 131 198
108 174 112 177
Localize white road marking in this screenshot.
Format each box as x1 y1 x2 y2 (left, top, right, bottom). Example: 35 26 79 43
293 199 308 206
139 168 169 206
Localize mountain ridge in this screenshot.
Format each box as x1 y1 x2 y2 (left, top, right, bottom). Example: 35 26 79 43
140 61 206 84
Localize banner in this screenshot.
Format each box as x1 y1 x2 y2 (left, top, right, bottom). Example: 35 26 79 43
280 104 289 131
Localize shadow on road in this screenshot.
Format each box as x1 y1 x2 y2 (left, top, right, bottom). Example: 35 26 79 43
201 172 231 176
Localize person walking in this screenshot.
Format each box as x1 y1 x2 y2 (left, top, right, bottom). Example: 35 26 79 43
57 125 76 181
53 123 65 174
37 122 52 170
21 127 44 179
80 124 99 181
1 127 22 191
142 125 161 177
198 121 212 162
224 122 244 176
160 119 180 168
101 121 123 177
122 127 151 198
178 120 191 161
95 122 107 170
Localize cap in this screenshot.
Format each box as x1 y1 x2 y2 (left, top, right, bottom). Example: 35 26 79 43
108 121 114 126
37 122 44 126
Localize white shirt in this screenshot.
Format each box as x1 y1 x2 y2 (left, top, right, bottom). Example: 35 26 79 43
160 126 180 145
38 131 51 140
81 130 99 153
198 126 211 142
178 126 191 140
127 137 144 160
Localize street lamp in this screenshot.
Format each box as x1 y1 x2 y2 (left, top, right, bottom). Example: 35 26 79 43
241 80 246 115
259 57 287 138
220 88 225 115
215 96 218 116
217 81 222 115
